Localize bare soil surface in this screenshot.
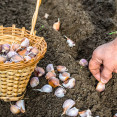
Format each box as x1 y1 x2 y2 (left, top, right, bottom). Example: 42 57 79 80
0 0 117 117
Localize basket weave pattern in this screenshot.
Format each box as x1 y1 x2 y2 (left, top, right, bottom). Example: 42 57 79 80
0 25 47 101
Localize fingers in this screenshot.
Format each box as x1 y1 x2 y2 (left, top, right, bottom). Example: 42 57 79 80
89 58 102 81
100 68 112 84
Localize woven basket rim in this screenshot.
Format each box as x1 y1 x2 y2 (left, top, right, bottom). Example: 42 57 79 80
0 26 47 70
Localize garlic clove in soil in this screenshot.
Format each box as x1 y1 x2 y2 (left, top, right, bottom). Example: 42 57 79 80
53 18 60 31
16 100 25 113
46 64 55 73
34 66 45 77
30 77 39 88
62 78 75 88
11 55 24 63
96 82 105 92
79 59 88 67
0 55 7 63
21 38 29 48
79 109 92 117
7 51 17 58
24 56 31 61
33 84 52 93
59 72 70 81
2 44 10 53
62 99 75 115
45 72 56 80
48 77 61 88
57 65 68 72
64 35 75 47
54 87 66 98
10 105 20 114
66 107 79 117
44 13 49 19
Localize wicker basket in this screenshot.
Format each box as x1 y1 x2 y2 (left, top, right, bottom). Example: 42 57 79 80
0 0 47 102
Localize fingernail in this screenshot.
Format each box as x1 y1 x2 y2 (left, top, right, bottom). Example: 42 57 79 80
101 78 107 84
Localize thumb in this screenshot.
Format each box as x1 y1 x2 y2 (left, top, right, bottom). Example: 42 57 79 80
101 67 112 84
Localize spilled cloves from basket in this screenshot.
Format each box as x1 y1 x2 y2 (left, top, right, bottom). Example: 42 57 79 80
10 105 20 114
16 100 25 113
30 77 39 88
34 66 45 77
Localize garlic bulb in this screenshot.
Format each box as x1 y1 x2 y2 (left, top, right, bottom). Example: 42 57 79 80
16 100 25 113
33 84 52 93
57 65 68 72
59 72 70 81
11 55 24 63
34 66 45 77
66 107 79 117
54 87 66 98
48 77 61 88
46 64 55 73
53 18 60 31
21 38 29 48
79 59 88 67
45 72 56 80
62 78 75 88
62 99 75 115
96 82 105 92
79 109 92 117
30 77 39 88
7 51 17 58
24 56 31 61
2 44 10 53
0 55 7 63
10 105 20 114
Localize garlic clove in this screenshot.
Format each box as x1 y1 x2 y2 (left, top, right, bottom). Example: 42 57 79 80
24 56 31 61
27 46 33 52
54 87 66 98
21 38 29 48
2 44 10 53
59 72 70 81
114 113 117 117
12 44 20 51
33 84 52 93
30 77 39 88
79 109 92 117
0 55 7 63
44 13 49 19
62 78 75 88
57 65 68 72
46 64 55 73
96 82 105 92
79 59 88 67
28 53 36 58
11 55 24 63
66 107 79 117
53 18 60 31
18 49 29 57
30 47 39 55
45 72 56 80
10 105 20 114
62 99 75 115
16 100 25 113
34 66 45 77
48 77 60 88
7 51 17 58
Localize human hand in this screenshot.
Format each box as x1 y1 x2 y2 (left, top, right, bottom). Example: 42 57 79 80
89 38 117 84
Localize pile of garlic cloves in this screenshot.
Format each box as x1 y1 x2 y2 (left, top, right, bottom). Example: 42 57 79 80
0 37 39 63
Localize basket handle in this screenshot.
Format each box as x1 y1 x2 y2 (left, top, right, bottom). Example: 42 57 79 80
30 0 41 35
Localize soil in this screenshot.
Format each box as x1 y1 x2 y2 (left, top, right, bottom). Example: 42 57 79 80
0 0 117 117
